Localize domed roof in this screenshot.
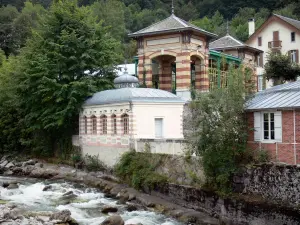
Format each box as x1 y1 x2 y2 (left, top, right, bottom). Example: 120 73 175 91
114 74 139 84
84 88 186 106
114 66 139 88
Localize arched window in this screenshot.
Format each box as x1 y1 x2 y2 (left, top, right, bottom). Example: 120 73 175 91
100 115 107 135
112 114 117 135
121 114 129 135
91 115 97 134
83 116 87 134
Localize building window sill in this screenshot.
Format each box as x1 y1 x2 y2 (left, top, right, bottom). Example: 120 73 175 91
260 140 280 144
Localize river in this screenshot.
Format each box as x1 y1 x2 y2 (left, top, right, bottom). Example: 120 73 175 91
0 176 182 225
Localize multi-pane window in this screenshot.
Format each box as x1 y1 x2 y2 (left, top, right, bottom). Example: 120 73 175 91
122 114 129 135
263 113 275 140
100 115 107 135
112 114 117 135
291 32 296 42
91 115 97 134
290 50 297 63
83 116 87 134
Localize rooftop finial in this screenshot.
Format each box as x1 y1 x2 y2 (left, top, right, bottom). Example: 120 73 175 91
226 20 229 35
171 0 174 14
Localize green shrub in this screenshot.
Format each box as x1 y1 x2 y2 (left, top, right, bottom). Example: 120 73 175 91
84 154 106 172
114 150 168 190
256 149 270 163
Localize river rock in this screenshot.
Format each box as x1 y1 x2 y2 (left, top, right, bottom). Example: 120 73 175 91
22 159 37 167
43 185 52 191
6 183 18 189
100 215 124 225
101 206 118 213
5 162 14 169
0 160 8 168
126 204 138 212
50 210 74 223
35 163 44 168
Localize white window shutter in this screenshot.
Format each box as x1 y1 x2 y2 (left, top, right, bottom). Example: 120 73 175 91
254 112 261 141
274 111 282 142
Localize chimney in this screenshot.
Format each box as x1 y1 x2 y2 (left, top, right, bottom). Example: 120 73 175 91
248 18 255 37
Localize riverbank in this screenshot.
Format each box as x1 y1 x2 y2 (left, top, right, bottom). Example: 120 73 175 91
1 156 300 225
0 156 218 225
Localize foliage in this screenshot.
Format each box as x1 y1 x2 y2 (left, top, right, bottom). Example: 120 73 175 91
264 52 300 85
114 150 168 190
185 66 254 193
84 154 107 172
13 0 120 156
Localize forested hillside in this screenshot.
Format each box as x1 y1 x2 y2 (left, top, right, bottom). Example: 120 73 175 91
1 0 300 60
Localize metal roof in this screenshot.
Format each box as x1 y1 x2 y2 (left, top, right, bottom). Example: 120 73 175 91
246 80 300 110
84 88 186 106
209 35 262 53
128 14 217 38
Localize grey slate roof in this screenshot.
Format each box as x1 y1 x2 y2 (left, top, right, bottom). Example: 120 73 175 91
274 14 300 30
246 80 300 110
128 14 217 38
209 35 262 52
84 88 186 106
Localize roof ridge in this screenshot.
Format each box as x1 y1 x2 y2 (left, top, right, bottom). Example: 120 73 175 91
274 13 300 23
172 14 188 27
131 15 173 34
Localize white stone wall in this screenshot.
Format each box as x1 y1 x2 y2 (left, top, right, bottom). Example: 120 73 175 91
132 102 184 139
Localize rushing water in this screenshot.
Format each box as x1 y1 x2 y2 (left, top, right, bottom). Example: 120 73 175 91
0 176 182 225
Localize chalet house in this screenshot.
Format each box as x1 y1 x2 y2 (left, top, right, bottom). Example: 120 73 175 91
246 14 300 90
246 80 300 165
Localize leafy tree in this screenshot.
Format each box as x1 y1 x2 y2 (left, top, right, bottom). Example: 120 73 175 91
0 53 26 154
13 1 46 53
0 5 19 57
274 3 299 19
90 0 126 42
191 11 225 35
16 0 120 156
185 66 254 192
264 52 300 85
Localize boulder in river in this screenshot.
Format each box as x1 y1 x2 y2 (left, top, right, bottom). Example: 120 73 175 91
101 206 118 213
50 209 78 224
6 183 19 189
101 215 124 225
43 185 52 191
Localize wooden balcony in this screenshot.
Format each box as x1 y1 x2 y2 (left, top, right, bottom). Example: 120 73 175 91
268 41 282 49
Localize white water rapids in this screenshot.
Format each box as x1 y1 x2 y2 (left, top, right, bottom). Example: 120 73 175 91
0 176 182 225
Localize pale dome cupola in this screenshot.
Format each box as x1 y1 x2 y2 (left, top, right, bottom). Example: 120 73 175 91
114 66 139 89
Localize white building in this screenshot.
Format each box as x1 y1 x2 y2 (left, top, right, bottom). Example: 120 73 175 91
246 14 300 90
79 68 186 167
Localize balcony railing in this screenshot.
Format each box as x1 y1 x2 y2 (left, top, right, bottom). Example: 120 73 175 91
268 41 282 49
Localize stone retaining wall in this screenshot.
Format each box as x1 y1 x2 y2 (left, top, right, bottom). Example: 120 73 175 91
233 163 300 208
153 183 300 225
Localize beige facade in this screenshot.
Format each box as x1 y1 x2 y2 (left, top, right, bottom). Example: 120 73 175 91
246 14 300 89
